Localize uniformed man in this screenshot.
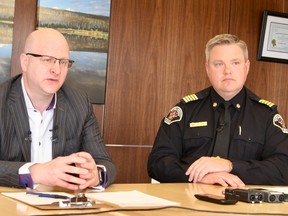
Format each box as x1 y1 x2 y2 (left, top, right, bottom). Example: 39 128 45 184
148 34 288 186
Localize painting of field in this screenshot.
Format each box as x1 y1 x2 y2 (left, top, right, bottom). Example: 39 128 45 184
38 0 111 104
0 0 15 83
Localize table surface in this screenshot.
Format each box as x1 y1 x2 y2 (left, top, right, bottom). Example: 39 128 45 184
1 183 288 216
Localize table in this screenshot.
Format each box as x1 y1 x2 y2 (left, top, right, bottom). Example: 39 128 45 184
1 183 288 215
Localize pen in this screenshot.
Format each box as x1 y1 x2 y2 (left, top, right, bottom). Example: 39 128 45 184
26 192 70 199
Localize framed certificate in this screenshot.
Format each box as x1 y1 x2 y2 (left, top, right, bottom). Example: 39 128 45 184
257 10 288 64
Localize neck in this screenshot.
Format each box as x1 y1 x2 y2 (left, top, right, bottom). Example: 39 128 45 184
30 94 54 113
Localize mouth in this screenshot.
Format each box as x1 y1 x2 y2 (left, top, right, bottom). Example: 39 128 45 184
223 78 234 82
47 78 58 82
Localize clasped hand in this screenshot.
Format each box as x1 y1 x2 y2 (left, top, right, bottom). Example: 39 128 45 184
29 152 99 190
185 156 245 187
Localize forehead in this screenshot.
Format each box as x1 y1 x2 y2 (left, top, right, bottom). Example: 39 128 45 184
36 38 68 55
209 44 245 61
26 30 69 57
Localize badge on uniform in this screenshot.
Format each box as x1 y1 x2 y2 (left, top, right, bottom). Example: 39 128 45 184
273 114 288 134
164 106 183 125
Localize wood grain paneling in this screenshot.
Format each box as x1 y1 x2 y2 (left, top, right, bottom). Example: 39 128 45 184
104 0 230 145
11 0 37 77
230 0 288 121
107 145 152 183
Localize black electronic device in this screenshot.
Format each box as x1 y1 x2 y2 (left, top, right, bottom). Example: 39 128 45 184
194 194 238 205
224 188 264 203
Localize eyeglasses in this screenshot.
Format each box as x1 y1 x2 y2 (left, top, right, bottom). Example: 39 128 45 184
26 53 75 68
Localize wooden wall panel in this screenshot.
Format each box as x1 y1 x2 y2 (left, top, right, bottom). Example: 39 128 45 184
107 146 152 183
11 0 37 77
104 0 230 145
230 0 288 121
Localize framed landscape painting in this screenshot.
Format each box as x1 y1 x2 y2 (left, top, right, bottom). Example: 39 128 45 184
0 0 15 83
37 0 111 104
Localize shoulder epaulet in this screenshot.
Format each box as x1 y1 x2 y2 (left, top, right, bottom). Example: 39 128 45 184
258 99 275 108
182 94 199 103
181 88 210 104
246 88 276 109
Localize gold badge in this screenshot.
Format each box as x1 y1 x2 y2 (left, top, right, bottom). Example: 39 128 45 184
190 121 208 127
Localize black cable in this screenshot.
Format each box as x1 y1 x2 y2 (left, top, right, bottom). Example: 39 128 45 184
30 205 288 216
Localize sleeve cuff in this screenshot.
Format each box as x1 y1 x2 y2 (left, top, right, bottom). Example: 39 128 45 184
19 163 36 189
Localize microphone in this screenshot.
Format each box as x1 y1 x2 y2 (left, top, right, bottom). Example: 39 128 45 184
49 125 58 132
49 125 58 143
216 117 226 132
216 124 224 132
24 131 32 142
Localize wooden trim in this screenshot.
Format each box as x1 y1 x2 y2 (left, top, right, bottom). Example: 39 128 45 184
11 0 37 77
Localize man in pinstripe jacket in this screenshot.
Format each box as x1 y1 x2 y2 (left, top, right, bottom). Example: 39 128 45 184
0 28 116 190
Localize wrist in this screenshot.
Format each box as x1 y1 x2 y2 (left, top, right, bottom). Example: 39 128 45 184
214 156 233 172
228 160 233 172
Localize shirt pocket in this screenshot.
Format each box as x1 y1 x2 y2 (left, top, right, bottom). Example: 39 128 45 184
183 125 213 150
231 131 264 160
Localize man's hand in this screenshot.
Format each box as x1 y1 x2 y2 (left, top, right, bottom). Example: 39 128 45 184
185 156 233 183
198 172 245 187
29 152 99 190
74 152 100 189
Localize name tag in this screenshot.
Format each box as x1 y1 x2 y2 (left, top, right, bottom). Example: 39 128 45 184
190 121 207 127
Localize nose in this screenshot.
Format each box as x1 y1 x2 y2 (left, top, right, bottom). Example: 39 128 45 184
224 64 232 74
50 60 61 74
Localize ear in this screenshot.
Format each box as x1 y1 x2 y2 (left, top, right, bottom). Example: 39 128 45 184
245 60 250 75
205 62 210 77
20 53 28 72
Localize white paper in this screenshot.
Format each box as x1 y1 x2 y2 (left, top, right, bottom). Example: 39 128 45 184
85 190 180 207
1 192 73 205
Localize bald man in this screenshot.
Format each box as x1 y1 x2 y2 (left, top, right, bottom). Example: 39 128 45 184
0 28 116 190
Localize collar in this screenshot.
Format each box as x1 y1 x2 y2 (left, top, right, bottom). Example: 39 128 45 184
211 87 245 111
21 77 57 111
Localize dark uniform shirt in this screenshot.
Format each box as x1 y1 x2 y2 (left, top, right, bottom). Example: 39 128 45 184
148 86 288 185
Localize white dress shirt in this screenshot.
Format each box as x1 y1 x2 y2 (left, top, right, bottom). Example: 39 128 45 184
19 78 56 176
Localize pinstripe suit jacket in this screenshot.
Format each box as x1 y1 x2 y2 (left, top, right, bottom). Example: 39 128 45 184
0 75 116 187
